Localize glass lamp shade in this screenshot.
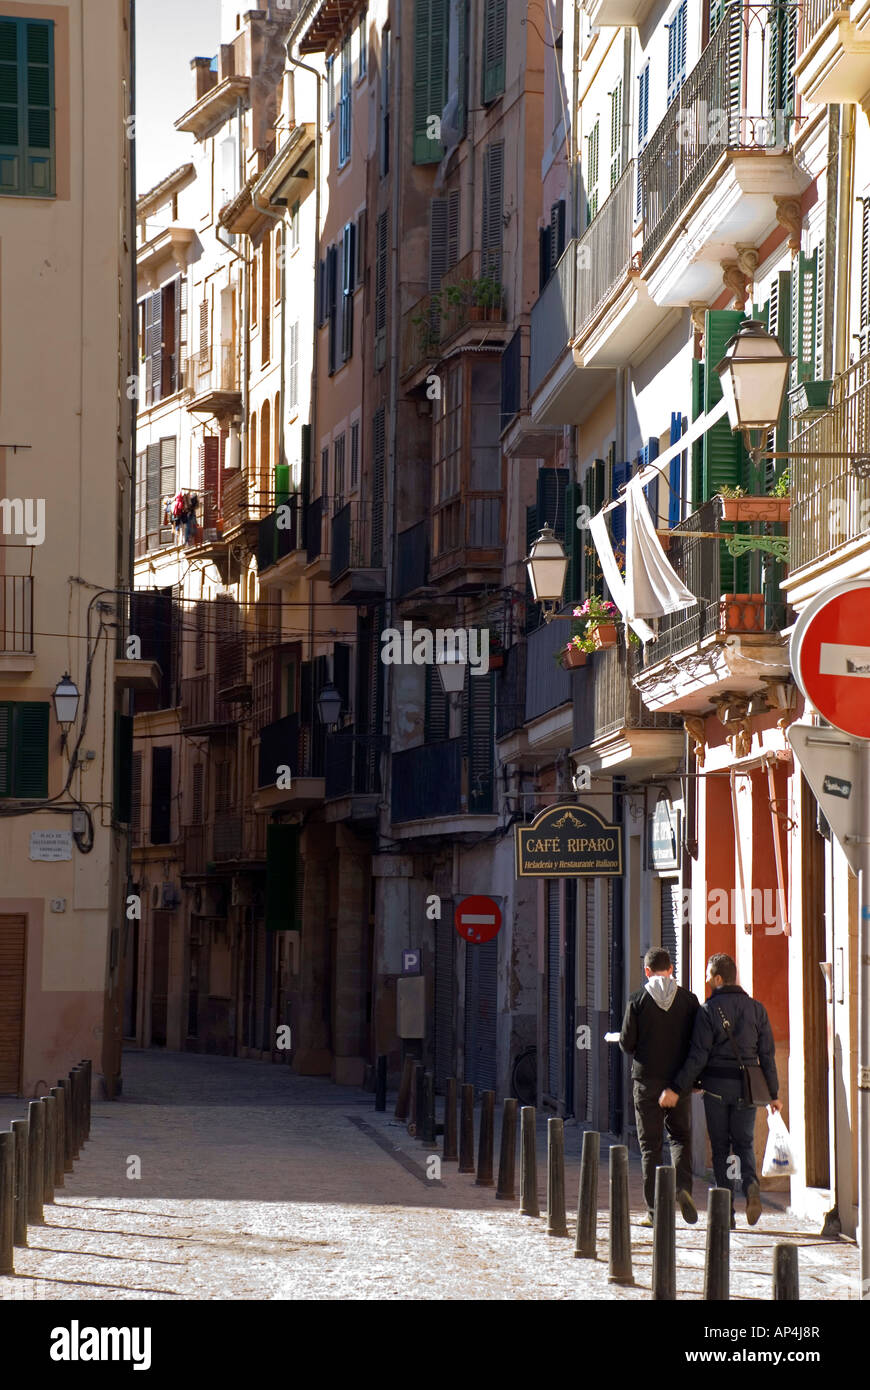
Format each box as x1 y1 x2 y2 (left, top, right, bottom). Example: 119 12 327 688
52 673 80 727
316 683 343 727
525 524 569 604
436 648 468 695
715 320 793 432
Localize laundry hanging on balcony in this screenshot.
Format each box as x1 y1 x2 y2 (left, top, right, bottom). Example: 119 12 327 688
625 481 695 618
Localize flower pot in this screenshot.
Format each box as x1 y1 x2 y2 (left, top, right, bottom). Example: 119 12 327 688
488 652 504 669
718 496 790 523
561 645 588 669
468 304 485 321
485 305 503 322
591 623 618 650
720 594 765 633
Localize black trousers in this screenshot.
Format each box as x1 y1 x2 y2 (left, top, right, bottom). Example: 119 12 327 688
633 1079 693 1214
703 1085 759 1200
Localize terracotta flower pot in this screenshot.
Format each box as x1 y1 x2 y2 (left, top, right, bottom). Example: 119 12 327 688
720 594 765 633
591 623 618 650
561 644 588 668
718 496 790 523
488 651 504 669
468 304 485 321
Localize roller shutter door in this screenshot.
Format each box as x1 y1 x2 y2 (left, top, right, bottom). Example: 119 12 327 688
464 935 497 1094
584 880 596 1123
434 900 455 1091
546 880 560 1099
660 878 680 980
0 915 26 1093
564 879 577 1117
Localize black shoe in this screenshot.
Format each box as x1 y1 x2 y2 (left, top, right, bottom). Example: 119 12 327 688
677 1189 698 1224
746 1182 762 1226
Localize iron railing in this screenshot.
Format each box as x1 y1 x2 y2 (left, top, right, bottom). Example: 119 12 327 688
801 0 845 40
400 252 505 378
330 500 381 581
396 521 429 596
258 713 300 788
391 739 463 822
525 617 573 724
501 325 524 431
573 643 682 748
575 159 636 338
529 240 577 396
0 574 33 653
257 494 304 572
495 640 527 739
324 730 385 799
789 355 870 573
306 494 325 563
180 674 236 730
221 470 271 532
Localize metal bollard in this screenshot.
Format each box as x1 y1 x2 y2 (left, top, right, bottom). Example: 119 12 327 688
407 1061 421 1136
11 1120 28 1247
68 1068 81 1158
422 1072 436 1145
442 1078 458 1161
41 1096 57 1204
84 1060 92 1139
374 1055 387 1112
476 1090 495 1186
652 1165 677 1300
0 1130 14 1275
458 1083 475 1173
703 1188 731 1301
519 1106 539 1217
394 1056 414 1121
574 1129 599 1259
49 1087 65 1188
547 1117 569 1236
608 1145 633 1285
773 1243 799 1301
26 1101 45 1225
57 1080 73 1173
495 1098 518 1200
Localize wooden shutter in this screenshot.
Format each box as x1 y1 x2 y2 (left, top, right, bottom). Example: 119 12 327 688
610 460 633 549
0 704 11 797
145 291 163 404
356 209 366 283
113 713 134 825
12 702 49 798
327 243 338 374
455 0 468 140
413 0 448 163
550 199 566 273
539 225 552 291
374 211 388 369
565 481 582 602
160 437 176 503
667 0 687 106
201 437 219 527
791 249 817 386
174 275 187 391
145 443 161 540
668 411 683 528
131 750 143 845
525 502 541 632
0 18 54 197
341 222 355 361
482 0 506 104
702 309 748 498
609 81 622 189
463 668 494 812
814 240 826 381
586 121 599 222
0 914 26 1092
447 187 460 269
424 661 450 742
261 233 272 365
536 466 570 538
371 405 386 565
859 199 870 346
150 746 172 845
333 642 351 714
429 196 449 290
481 140 504 283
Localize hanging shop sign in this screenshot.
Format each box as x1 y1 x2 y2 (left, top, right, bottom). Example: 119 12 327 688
647 799 680 871
515 803 623 878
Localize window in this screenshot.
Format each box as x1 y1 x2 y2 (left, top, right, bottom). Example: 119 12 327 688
289 198 300 251
0 17 55 197
326 242 338 374
0 702 49 798
609 80 622 189
636 60 650 216
341 220 356 361
433 362 463 556
482 0 506 105
586 120 599 224
374 211 388 370
429 188 460 289
261 234 271 364
260 398 271 514
371 406 386 566
334 433 346 513
350 420 360 490
481 140 504 284
358 8 367 78
339 30 352 165
136 437 176 552
666 1 687 107
413 0 447 164
143 275 186 406
251 248 259 325
275 226 283 302
326 53 335 122
289 321 299 409
191 763 204 825
380 26 390 176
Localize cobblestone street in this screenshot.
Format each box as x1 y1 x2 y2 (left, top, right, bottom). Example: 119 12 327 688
0 1050 859 1302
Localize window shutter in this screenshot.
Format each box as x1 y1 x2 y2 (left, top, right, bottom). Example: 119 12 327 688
709 0 725 36
371 405 386 565
146 291 163 404
146 443 161 540
350 420 360 490
447 186 460 269
609 81 622 190
668 411 683 528
201 436 219 528
0 704 11 797
481 140 504 283
525 503 541 631
642 438 660 525
791 249 817 385
0 19 54 197
191 762 204 826
455 0 468 139
160 437 176 503
374 211 388 369
174 275 187 391
413 0 448 163
12 702 49 798
482 0 506 105
429 196 449 290
702 309 748 498
565 481 582 602
691 358 704 511
113 713 134 824
550 199 566 272
539 226 552 291
610 460 633 549
667 1 687 106
860 199 870 343
341 222 355 361
334 642 351 711
536 467 570 538
265 824 301 931
425 661 450 742
586 121 599 223
289 321 299 408
356 209 366 283
150 747 172 845
462 668 494 812
768 2 797 127
327 243 338 374
131 750 143 845
814 240 826 380
198 296 209 363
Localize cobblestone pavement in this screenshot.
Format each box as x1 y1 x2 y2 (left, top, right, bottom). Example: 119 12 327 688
0 1050 860 1301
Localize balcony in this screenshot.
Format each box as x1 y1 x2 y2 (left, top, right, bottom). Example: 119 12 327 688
428 496 503 592
175 74 250 140
304 494 329 573
496 641 527 747
390 739 497 840
785 354 870 607
323 729 385 825
528 241 590 428
639 11 810 306
524 618 573 751
633 500 791 715
584 0 656 24
254 713 325 811
0 574 34 671
571 643 683 775
187 344 241 420
220 470 270 541
180 674 237 734
396 521 429 598
400 253 507 385
330 501 386 604
795 2 870 105
257 495 305 585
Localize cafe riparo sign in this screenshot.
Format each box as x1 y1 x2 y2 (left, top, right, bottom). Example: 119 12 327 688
515 804 623 878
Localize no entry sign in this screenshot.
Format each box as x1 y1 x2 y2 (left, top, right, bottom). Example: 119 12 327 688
791 580 870 739
454 895 502 944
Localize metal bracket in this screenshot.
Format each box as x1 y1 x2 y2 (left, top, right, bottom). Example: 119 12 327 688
722 535 790 561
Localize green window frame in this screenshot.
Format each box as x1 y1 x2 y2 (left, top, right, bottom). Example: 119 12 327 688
413 0 448 164
0 16 55 198
0 701 50 798
482 0 506 105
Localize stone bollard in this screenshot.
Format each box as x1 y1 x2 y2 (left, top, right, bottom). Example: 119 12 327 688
574 1129 599 1259
458 1084 475 1173
495 1098 518 1200
546 1117 569 1236
519 1106 539 1217
80 1059 91 1141
704 1188 731 1301
422 1072 436 1145
68 1068 81 1159
0 1130 14 1275
395 1056 414 1121
49 1087 65 1188
607 1145 633 1285
773 1243 799 1301
41 1095 57 1205
652 1165 676 1300
442 1078 458 1161
11 1120 28 1248
57 1080 74 1173
407 1062 421 1136
26 1101 45 1226
476 1091 495 1186
374 1055 387 1112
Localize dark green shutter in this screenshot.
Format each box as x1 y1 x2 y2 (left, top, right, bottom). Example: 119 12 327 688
482 0 506 104
113 713 134 824
0 18 54 197
463 669 494 812
0 703 11 796
425 661 450 741
12 702 49 798
371 405 386 566
691 358 704 512
702 309 749 498
265 824 300 932
536 467 569 537
334 642 351 711
525 503 540 633
456 0 468 138
274 462 290 507
481 141 505 284
413 0 448 164
792 248 817 385
565 482 582 603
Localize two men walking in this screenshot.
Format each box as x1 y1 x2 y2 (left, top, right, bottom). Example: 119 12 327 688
620 949 781 1227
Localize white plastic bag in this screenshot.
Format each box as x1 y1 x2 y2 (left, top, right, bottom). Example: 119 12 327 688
762 1111 796 1177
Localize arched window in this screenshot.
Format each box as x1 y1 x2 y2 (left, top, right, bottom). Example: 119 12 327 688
260 398 271 514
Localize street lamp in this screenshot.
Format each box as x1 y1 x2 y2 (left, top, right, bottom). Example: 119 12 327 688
715 318 793 443
316 683 342 730
52 673 81 730
525 524 569 622
436 644 467 696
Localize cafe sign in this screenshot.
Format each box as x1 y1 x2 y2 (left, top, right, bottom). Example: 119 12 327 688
515 804 623 878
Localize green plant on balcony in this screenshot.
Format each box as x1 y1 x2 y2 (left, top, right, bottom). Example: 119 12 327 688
472 275 503 311
716 484 747 498
769 468 789 498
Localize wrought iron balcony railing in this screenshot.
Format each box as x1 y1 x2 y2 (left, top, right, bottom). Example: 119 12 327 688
530 241 577 396
330 500 383 581
575 158 636 338
180 673 236 730
391 738 493 821
789 354 870 573
257 494 304 572
396 521 429 596
573 643 682 749
525 618 573 723
495 640 526 740
324 730 385 799
257 713 325 787
0 574 33 653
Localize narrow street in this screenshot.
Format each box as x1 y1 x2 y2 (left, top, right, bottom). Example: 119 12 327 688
0 1052 858 1302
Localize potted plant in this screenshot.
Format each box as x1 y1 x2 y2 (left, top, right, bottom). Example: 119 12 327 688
574 596 620 649
473 275 503 320
715 484 789 523
487 627 505 669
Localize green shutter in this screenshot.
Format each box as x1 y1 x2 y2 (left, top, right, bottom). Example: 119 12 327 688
274 463 290 507
113 713 134 824
265 824 300 932
413 0 448 164
12 702 49 798
536 467 569 537
565 482 582 603
425 661 450 741
525 503 540 632
0 703 11 796
702 309 749 499
482 0 506 104
463 669 494 812
456 0 468 139
0 19 54 197
690 358 704 512
792 248 817 385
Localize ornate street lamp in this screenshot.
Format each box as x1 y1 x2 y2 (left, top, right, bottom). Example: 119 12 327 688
435 646 467 696
316 682 342 730
715 319 793 436
52 673 81 728
524 524 569 622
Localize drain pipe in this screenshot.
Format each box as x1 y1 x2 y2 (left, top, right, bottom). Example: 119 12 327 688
833 102 855 377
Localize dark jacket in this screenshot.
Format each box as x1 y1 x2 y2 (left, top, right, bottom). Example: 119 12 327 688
619 979 699 1084
670 984 778 1098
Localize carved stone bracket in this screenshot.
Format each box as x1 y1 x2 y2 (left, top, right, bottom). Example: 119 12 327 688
735 245 759 280
683 716 707 768
721 260 750 310
689 302 708 334
774 196 803 254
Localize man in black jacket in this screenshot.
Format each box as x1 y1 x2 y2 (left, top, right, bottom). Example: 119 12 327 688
619 947 700 1227
660 952 782 1227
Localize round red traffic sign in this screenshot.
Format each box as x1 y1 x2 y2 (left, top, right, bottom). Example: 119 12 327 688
791 580 870 739
454 895 502 944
